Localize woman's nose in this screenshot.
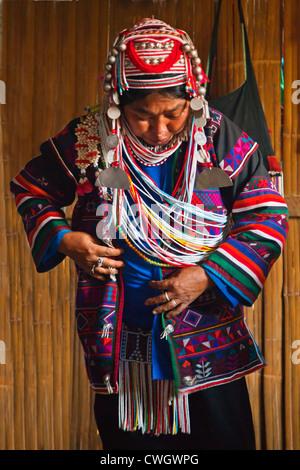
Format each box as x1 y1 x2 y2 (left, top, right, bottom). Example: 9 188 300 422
150 117 168 137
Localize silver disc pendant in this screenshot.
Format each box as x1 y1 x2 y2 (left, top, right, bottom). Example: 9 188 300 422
107 106 121 120
113 92 120 105
196 168 233 190
190 97 203 111
195 116 207 128
106 133 119 149
194 130 207 146
97 167 130 190
106 150 115 164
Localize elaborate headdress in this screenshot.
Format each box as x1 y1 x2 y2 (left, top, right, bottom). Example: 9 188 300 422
102 18 208 98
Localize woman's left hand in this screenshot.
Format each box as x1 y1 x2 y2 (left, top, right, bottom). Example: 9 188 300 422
144 265 215 319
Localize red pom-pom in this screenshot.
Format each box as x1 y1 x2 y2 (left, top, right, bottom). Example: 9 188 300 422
76 178 94 195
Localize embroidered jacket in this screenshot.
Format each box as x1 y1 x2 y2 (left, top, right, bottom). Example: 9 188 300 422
10 108 289 395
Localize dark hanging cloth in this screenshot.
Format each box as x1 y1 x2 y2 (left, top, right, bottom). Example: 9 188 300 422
206 0 281 175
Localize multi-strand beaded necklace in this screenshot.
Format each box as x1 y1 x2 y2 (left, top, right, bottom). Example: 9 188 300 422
106 117 229 268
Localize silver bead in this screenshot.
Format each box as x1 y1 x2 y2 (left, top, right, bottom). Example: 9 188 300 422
140 42 147 49
117 41 127 52
103 82 112 93
182 43 191 52
104 63 112 72
107 55 116 64
110 47 119 56
192 57 201 66
189 49 198 58
193 66 202 75
198 85 206 97
104 72 112 81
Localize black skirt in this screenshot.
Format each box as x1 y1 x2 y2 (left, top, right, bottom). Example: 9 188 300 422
94 377 256 451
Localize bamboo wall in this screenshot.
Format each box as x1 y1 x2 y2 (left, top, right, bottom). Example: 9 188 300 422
0 0 299 450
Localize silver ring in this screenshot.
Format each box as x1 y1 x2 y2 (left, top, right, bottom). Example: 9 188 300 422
164 292 170 302
91 257 104 274
172 299 177 307
109 266 117 282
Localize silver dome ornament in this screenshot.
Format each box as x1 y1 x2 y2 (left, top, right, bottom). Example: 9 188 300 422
182 43 191 53
198 85 206 97
104 72 112 82
192 57 201 66
104 63 112 72
103 82 112 93
193 66 202 75
110 47 119 56
189 48 198 59
117 41 127 52
107 106 121 120
107 55 116 65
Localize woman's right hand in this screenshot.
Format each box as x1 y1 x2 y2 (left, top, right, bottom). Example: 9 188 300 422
57 231 125 280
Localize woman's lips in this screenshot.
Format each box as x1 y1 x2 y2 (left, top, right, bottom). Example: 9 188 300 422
148 137 170 146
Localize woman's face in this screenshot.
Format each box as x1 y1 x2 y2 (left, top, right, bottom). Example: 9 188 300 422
123 92 190 147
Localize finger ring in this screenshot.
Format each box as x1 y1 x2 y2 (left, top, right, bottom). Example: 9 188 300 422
109 266 116 282
172 299 177 307
164 292 170 302
91 257 104 274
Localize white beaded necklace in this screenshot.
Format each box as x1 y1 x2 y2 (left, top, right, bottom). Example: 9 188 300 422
123 118 182 166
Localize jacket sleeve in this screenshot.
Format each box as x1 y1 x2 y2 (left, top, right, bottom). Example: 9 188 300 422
201 115 289 307
10 119 80 273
